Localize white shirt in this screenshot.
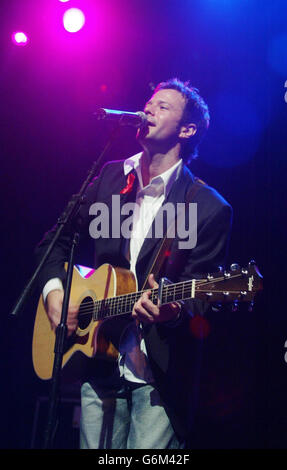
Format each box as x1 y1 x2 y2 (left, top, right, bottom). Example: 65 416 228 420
125 153 182 276
43 152 183 384
118 152 182 383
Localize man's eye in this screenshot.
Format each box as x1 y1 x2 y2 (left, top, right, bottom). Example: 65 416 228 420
160 106 168 110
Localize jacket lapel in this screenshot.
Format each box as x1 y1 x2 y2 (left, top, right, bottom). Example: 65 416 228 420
118 169 139 260
136 165 195 265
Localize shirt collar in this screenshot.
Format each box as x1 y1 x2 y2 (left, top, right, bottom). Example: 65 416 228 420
123 152 182 199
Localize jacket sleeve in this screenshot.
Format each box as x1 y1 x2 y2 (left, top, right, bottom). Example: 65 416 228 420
142 201 233 373
178 202 233 317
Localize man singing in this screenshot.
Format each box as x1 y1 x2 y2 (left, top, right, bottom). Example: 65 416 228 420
35 78 232 449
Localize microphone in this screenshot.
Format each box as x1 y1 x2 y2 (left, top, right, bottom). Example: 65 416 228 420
94 108 147 128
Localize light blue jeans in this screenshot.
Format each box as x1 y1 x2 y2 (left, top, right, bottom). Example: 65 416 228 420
80 379 184 449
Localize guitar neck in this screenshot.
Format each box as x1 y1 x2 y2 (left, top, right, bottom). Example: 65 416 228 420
93 279 195 320
93 264 262 321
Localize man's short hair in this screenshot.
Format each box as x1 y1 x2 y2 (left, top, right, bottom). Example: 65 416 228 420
154 78 210 162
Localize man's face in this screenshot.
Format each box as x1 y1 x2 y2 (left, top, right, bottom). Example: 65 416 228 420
137 88 187 149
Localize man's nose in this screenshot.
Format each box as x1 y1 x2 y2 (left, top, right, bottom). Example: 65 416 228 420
144 105 155 116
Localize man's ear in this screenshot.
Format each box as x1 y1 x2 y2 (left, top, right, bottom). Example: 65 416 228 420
179 123 197 140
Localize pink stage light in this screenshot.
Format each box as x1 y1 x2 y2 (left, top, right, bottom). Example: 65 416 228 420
12 32 29 45
63 8 85 33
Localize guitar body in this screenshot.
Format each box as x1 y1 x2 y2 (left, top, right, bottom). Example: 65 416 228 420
32 260 262 382
32 264 137 381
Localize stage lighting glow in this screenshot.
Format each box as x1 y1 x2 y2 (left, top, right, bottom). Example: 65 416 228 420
202 92 263 168
268 33 287 78
12 32 28 45
63 8 85 33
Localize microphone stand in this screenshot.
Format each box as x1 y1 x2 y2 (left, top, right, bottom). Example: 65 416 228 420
10 123 121 449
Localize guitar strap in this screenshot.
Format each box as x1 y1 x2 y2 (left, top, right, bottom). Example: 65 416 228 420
142 177 206 290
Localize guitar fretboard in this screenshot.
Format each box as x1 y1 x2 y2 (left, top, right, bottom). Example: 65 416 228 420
85 268 259 322
93 279 197 320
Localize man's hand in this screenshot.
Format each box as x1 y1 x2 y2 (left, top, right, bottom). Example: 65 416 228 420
131 274 181 324
45 289 79 337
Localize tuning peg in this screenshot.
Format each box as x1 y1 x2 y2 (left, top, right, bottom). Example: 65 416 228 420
248 301 254 312
217 265 223 272
248 260 256 267
230 263 240 271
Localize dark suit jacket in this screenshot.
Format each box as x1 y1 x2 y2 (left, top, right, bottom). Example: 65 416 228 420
35 158 232 440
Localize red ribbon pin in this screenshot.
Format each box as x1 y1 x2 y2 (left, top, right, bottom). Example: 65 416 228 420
120 173 136 194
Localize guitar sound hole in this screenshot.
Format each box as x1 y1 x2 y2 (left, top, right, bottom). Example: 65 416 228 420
78 296 93 330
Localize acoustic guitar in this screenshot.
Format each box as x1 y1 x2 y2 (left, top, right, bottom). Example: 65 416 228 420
32 261 262 381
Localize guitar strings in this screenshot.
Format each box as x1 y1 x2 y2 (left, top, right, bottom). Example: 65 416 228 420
76 280 204 317
75 273 246 319
76 273 245 318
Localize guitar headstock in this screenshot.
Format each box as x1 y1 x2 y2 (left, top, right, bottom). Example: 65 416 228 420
195 261 263 309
